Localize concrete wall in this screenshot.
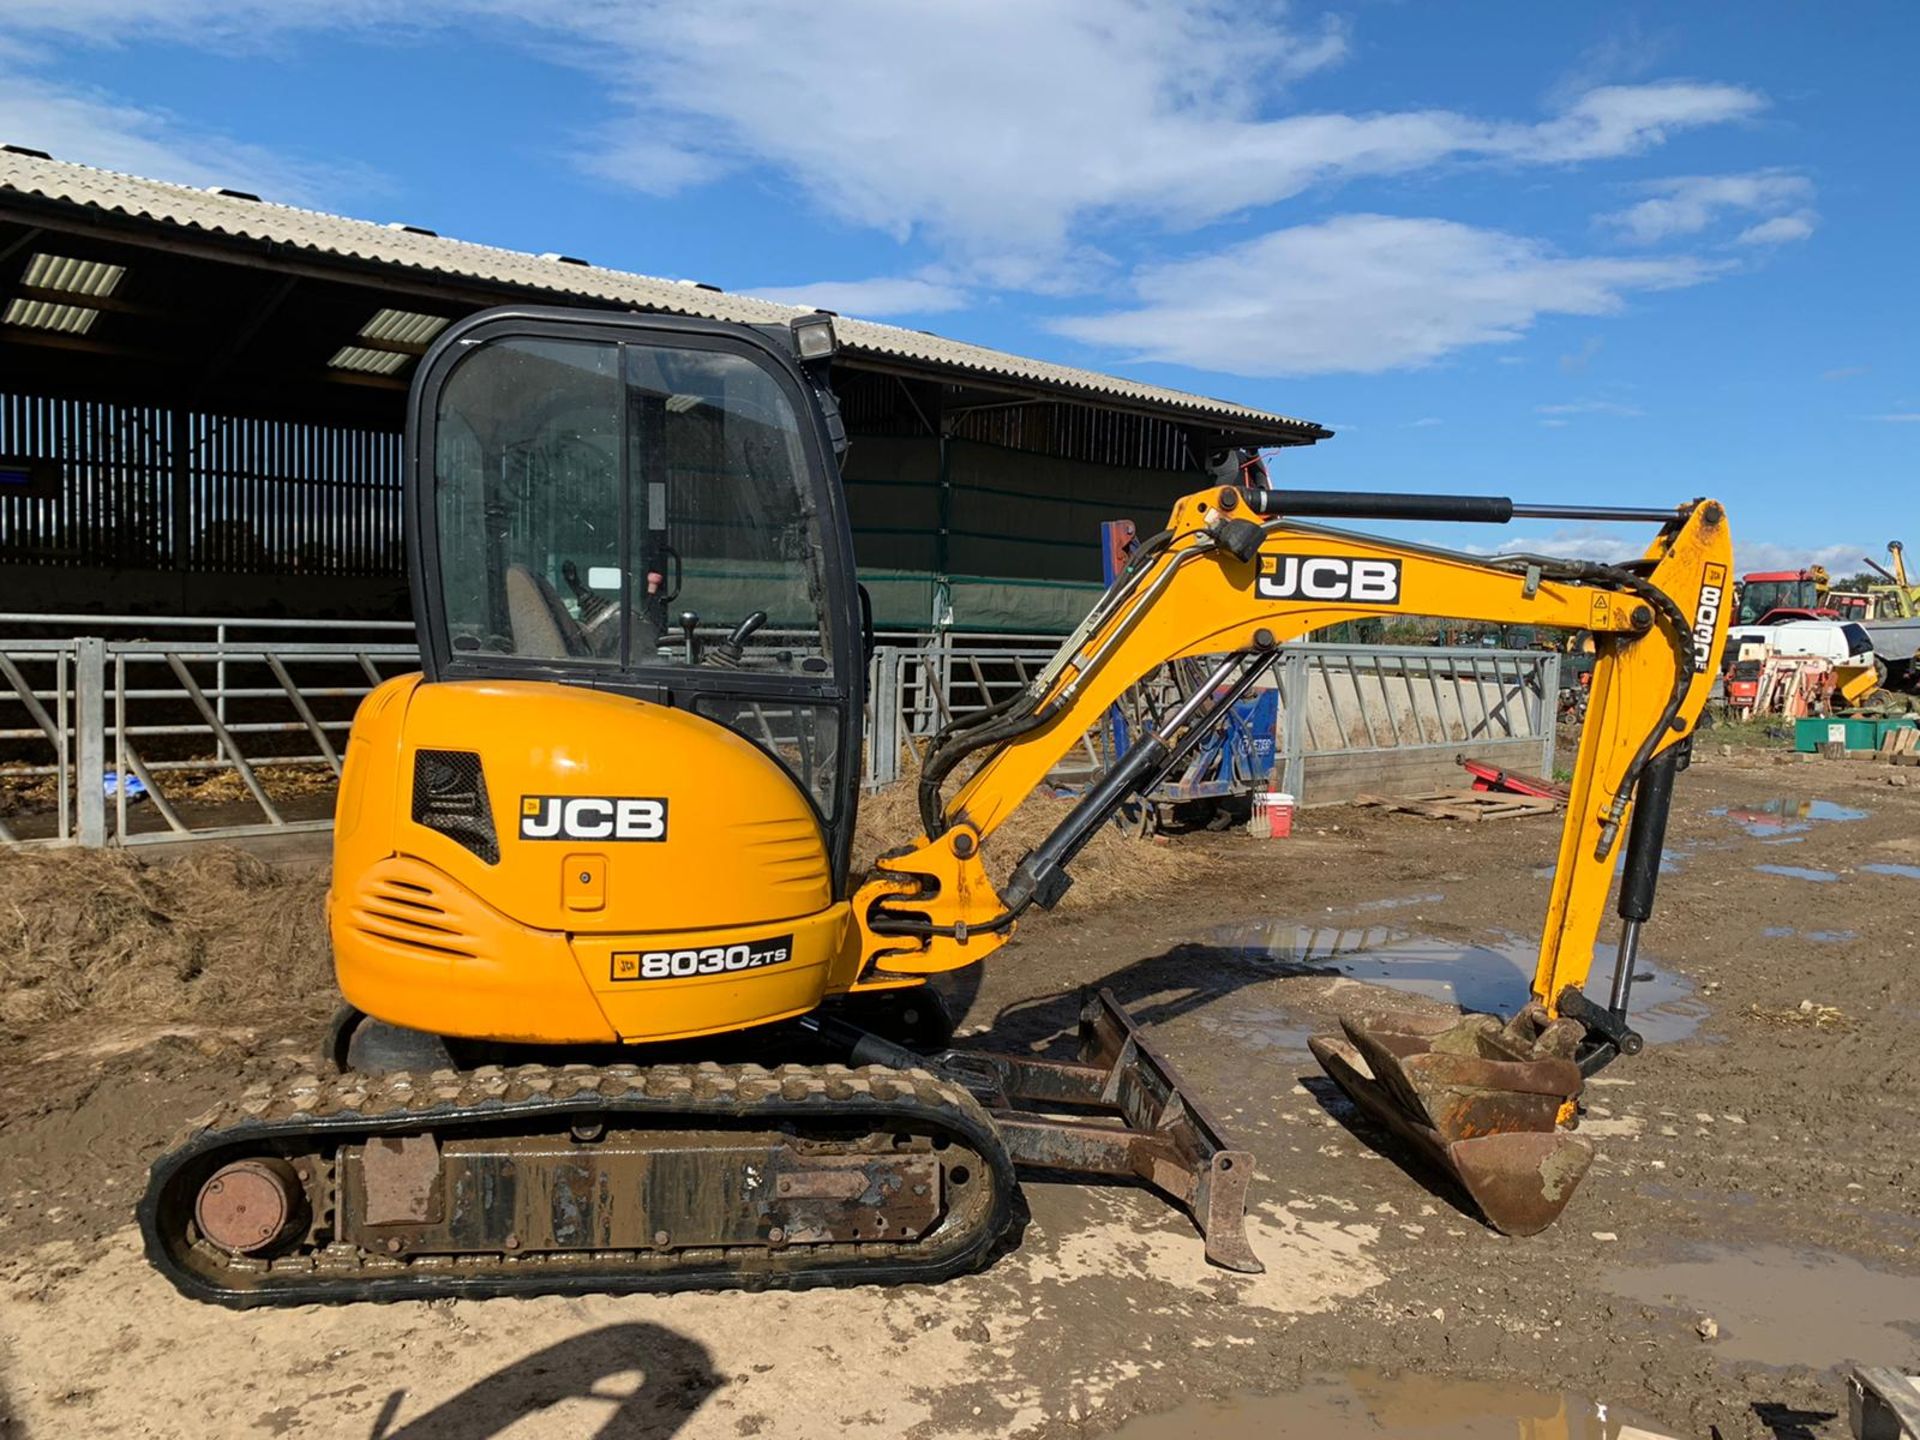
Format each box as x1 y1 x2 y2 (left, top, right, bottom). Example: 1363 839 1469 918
1299 738 1552 808
1273 646 1560 807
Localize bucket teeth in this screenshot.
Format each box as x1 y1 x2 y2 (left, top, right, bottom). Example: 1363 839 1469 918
1311 1008 1593 1237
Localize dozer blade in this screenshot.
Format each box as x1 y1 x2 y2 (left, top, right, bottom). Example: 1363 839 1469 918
940 988 1263 1274
1309 1008 1593 1237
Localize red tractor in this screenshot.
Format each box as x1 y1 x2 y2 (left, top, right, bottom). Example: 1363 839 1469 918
1737 566 1839 625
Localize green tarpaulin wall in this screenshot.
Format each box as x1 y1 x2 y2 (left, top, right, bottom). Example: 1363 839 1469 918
841 435 1198 633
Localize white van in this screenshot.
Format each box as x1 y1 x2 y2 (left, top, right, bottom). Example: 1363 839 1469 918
1725 619 1878 668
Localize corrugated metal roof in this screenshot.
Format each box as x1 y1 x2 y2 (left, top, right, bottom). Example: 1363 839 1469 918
0 148 1328 440
3 296 100 334
21 252 125 297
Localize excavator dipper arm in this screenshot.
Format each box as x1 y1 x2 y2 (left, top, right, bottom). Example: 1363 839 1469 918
845 483 1732 1235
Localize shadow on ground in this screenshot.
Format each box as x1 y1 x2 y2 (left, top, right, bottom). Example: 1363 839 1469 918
368 1323 718 1440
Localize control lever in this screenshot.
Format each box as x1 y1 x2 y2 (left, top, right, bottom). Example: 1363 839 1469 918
707 610 769 668
679 611 701 664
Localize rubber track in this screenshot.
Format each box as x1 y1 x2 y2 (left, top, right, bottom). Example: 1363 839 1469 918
139 1060 1017 1309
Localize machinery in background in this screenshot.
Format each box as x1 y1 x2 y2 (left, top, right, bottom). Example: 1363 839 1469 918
1862 543 1920 690
1737 566 1829 624
1097 517 1276 834
1863 542 1917 618
1722 619 1887 717
1735 565 1863 625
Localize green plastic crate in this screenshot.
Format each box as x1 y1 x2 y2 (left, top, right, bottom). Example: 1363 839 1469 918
1795 717 1877 752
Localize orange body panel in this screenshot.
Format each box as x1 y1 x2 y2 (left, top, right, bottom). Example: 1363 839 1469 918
329 675 852 1045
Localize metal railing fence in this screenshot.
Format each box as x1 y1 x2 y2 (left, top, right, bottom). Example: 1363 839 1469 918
3 617 1557 848
862 641 1560 799
1 626 416 847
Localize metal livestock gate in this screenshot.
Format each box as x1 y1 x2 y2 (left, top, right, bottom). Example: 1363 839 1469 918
1 618 1559 849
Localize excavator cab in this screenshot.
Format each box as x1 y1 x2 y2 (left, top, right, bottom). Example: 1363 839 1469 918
326 309 881 1053
414 306 865 880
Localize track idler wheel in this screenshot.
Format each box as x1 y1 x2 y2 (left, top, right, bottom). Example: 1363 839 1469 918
194 1158 310 1257
1309 1006 1594 1237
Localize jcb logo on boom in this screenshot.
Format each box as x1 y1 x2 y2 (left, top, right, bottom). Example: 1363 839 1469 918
1692 564 1729 672
519 795 667 842
1257 555 1403 605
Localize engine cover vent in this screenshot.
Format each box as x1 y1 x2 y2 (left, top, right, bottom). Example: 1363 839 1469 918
411 749 499 864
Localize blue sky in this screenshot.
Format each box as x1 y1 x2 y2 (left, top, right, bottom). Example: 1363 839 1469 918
1 1 1912 573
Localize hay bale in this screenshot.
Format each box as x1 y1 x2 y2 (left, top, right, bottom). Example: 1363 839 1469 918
0 848 332 1029
0 769 1196 1031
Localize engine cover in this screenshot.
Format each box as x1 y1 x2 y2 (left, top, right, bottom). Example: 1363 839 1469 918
330 675 852 1044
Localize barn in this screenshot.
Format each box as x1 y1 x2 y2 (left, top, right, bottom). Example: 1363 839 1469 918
0 146 1326 636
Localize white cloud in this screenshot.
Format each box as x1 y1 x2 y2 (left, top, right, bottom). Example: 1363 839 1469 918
1516 83 1765 163
1822 365 1868 382
1469 530 1872 574
1736 214 1816 246
1602 169 1815 244
1559 334 1604 374
1050 214 1717 377
1738 540 1879 574
0 69 376 202
747 275 969 316
1869 411 1920 424
0 1 1766 271
1485 530 1643 563
1407 416 1444 428
0 2 1792 381
1535 398 1645 417
555 8 1764 267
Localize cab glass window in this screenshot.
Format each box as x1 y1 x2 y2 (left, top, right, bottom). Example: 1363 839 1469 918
433 334 834 677
436 338 621 663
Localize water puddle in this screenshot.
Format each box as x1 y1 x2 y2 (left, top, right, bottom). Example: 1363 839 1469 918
1350 891 1447 913
1192 1003 1315 1055
1761 927 1858 943
1752 864 1842 883
1712 798 1869 837
1604 1245 1920 1369
1204 922 1705 1044
1545 850 1685 880
1107 1371 1657 1439
1864 862 1920 880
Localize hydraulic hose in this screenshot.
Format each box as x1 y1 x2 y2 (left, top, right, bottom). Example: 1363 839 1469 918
917 526 1179 838
1492 554 1696 856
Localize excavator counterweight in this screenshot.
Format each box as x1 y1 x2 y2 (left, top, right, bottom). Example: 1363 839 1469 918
139 306 1732 1303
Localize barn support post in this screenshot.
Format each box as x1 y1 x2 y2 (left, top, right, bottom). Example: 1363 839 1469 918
74 635 106 848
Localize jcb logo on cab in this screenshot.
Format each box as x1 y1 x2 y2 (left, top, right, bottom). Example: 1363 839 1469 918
520 795 668 842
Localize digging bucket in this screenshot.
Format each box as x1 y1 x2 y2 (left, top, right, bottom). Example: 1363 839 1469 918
1309 1007 1594 1237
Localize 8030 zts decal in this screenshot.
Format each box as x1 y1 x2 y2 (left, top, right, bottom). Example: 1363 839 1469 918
611 934 794 982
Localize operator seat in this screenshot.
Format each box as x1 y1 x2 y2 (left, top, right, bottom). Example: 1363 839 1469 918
504 563 586 658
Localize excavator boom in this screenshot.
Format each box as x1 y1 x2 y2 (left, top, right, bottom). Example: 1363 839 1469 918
848 482 1731 1232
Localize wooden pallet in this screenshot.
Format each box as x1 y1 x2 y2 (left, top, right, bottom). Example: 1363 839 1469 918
1879 726 1919 759
1353 788 1559 822
1849 1366 1920 1440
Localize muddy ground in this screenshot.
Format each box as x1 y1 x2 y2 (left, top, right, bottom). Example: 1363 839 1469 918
0 748 1916 1439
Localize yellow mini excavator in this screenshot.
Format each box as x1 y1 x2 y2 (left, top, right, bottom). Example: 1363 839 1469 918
141 307 1732 1306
